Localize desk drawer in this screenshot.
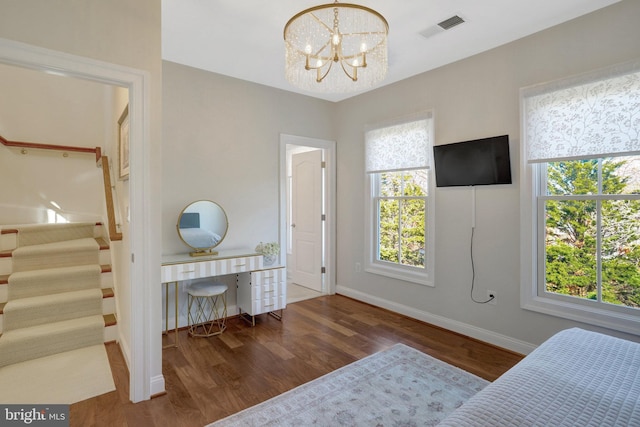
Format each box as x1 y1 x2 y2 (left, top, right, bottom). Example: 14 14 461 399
252 281 285 300
161 262 199 282
227 256 262 274
248 295 286 314
161 255 262 282
250 268 285 286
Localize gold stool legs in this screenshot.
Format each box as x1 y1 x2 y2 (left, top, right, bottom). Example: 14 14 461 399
187 290 227 337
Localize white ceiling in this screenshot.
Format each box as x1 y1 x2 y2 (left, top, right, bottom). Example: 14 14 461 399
161 0 621 103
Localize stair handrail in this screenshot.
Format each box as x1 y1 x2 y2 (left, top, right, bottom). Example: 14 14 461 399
1 134 123 241
0 134 102 162
100 155 123 241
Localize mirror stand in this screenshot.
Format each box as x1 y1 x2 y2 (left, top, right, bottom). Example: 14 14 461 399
190 249 219 257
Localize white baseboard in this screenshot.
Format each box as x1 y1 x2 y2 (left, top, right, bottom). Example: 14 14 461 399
117 331 166 399
150 374 166 397
117 332 131 370
336 285 536 355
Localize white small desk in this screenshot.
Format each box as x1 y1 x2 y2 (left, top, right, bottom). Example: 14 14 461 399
161 250 286 346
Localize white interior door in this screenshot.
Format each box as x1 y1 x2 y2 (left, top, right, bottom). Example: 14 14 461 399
291 149 323 292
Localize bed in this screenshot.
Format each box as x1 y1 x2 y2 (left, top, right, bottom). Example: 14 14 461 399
439 327 640 426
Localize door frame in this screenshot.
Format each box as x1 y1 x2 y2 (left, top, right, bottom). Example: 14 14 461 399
279 134 336 295
0 37 157 402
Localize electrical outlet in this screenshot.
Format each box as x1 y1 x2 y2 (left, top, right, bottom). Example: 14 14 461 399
487 290 497 305
355 262 362 272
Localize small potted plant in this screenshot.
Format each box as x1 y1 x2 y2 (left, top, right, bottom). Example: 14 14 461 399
255 241 280 266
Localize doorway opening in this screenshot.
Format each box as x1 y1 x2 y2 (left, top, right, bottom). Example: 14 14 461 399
279 134 336 302
0 38 156 402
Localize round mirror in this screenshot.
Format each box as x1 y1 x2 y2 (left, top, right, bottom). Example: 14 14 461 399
177 200 228 256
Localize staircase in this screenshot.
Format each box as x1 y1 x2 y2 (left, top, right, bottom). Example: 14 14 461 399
0 222 117 368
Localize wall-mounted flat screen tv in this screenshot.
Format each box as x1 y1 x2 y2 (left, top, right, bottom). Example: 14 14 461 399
433 135 512 187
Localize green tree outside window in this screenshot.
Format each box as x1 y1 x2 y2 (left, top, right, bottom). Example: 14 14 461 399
544 158 640 308
377 170 427 268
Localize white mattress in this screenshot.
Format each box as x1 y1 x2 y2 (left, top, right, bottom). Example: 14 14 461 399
438 328 640 426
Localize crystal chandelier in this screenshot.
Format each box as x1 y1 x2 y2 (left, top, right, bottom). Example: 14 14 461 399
284 1 388 93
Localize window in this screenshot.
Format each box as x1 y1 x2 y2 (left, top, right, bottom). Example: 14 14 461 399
365 115 434 286
521 60 640 335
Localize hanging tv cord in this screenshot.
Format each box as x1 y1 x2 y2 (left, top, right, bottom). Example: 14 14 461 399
469 186 495 304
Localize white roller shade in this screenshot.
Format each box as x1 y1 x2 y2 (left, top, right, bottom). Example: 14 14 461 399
523 60 640 163
365 116 432 173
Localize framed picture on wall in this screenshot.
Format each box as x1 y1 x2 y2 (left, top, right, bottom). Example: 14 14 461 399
118 104 130 180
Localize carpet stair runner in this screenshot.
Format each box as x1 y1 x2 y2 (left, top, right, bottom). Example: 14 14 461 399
11 238 100 272
0 223 117 368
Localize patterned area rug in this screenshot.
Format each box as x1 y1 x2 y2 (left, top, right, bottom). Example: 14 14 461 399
209 343 488 427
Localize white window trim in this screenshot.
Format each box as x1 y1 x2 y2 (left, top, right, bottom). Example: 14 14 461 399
364 172 435 286
364 116 435 287
520 60 640 336
520 160 640 336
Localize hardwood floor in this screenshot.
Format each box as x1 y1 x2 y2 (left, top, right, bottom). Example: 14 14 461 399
70 295 523 426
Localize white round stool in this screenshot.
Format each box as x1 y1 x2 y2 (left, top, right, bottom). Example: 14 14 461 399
186 280 228 337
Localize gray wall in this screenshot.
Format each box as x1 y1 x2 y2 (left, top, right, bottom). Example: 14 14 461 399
161 62 335 324
162 62 336 255
165 1 639 352
334 0 640 351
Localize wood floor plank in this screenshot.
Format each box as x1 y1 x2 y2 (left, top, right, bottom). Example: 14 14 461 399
287 303 358 336
70 294 523 426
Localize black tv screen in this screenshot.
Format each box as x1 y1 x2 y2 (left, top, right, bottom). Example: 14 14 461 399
433 135 512 187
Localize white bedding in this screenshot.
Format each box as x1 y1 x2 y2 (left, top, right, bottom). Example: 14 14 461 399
439 328 640 426
179 227 221 248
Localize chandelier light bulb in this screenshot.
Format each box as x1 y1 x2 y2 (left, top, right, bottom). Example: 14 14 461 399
305 44 313 54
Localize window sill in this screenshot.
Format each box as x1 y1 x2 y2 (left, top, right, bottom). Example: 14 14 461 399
521 292 640 337
365 264 433 287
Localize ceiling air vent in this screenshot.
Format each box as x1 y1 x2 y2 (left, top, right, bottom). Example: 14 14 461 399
438 15 465 30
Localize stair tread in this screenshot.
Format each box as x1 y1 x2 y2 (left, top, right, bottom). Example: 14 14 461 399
0 313 116 333
96 237 109 250
5 288 103 308
12 222 96 232
0 315 105 340
9 264 102 280
0 314 107 367
13 223 97 247
3 289 105 331
11 238 101 274
104 313 117 327
13 237 99 255
7 264 104 300
8 264 111 280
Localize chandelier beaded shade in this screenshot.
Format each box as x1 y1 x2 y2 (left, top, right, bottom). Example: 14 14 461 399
284 1 388 93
